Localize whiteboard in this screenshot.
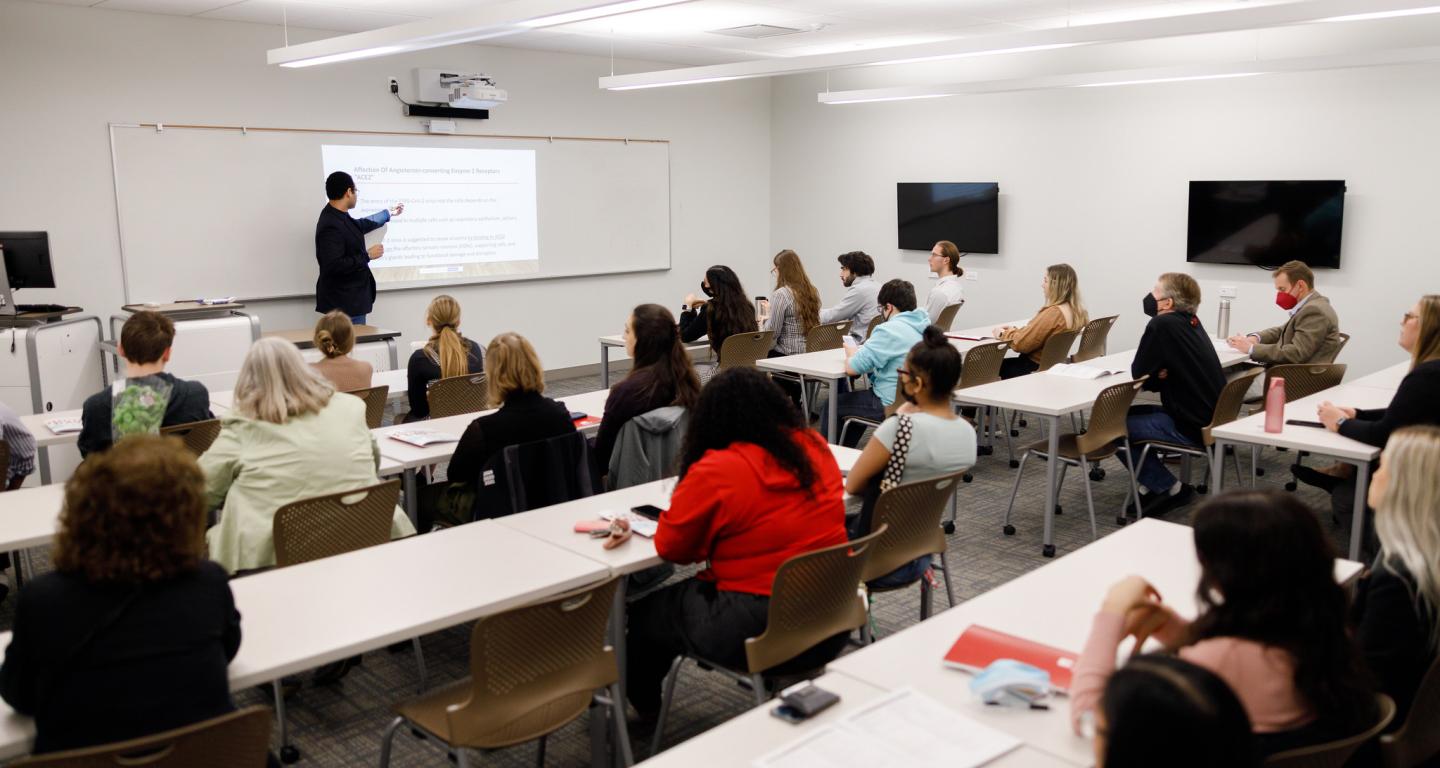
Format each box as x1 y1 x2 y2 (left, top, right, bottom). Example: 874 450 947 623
109 125 671 302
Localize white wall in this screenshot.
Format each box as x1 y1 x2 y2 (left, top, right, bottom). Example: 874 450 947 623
770 61 1440 377
0 0 771 373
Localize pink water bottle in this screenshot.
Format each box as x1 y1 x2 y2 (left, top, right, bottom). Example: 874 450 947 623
1264 377 1286 433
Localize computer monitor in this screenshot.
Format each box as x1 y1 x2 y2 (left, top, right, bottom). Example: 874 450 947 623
0 232 56 289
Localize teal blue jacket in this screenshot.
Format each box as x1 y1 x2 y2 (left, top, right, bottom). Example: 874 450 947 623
849 308 930 406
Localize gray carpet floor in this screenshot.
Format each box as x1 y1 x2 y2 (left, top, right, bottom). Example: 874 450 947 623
0 370 1361 767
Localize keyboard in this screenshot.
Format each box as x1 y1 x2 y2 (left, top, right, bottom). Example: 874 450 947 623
16 303 68 313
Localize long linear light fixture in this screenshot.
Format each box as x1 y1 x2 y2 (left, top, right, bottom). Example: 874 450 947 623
599 0 1440 90
814 46 1440 104
269 0 692 68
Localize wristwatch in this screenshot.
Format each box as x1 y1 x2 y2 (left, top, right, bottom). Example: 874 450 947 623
1335 416 1348 429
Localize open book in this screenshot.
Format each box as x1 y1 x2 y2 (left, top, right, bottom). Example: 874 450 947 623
386 429 458 448
45 417 83 435
1046 362 1127 380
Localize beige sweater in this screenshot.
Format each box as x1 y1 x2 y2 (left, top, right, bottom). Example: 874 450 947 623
311 356 373 393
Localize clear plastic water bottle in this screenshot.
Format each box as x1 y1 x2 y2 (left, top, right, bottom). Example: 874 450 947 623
1217 298 1232 340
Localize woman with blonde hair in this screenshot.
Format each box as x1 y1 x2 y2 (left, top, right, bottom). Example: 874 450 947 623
765 249 822 357
1352 424 1440 725
202 337 414 574
310 310 373 392
994 263 1089 379
406 295 484 420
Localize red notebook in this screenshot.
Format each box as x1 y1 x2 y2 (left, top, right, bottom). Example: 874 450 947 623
942 624 1079 692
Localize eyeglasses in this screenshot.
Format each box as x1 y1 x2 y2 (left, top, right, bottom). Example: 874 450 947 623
1404 311 1419 322
897 368 912 377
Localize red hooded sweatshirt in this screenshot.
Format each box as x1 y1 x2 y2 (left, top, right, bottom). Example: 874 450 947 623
655 429 847 596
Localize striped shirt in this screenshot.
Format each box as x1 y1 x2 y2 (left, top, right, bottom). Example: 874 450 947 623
0 403 36 483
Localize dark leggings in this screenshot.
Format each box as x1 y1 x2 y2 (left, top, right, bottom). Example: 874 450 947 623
999 355 1040 379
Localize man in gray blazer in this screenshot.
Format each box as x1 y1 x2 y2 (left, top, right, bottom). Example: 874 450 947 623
1227 260 1342 365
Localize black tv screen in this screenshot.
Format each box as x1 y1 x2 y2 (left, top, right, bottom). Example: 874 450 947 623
1186 181 1345 268
897 183 999 253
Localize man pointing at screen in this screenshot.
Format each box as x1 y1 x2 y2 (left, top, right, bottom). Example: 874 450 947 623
315 171 404 325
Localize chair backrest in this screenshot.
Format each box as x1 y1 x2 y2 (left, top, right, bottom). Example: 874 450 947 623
1072 315 1118 363
1264 363 1347 404
607 406 688 491
10 706 272 768
158 419 222 457
0 440 8 489
861 472 965 583
1035 329 1080 372
446 577 620 749
958 341 1009 390
1202 368 1265 445
744 526 886 674
345 385 389 429
866 314 884 339
1334 331 1351 359
272 479 400 567
1265 694 1396 768
1381 655 1440 768
499 431 593 517
805 321 853 353
427 373 489 419
717 331 776 371
1075 377 1149 456
934 301 963 332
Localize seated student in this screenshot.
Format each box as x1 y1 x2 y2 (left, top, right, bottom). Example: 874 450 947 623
1226 260 1342 365
0 402 36 491
1089 654 1257 768
680 265 757 377
1071 490 1377 759
594 304 702 473
309 310 373 392
1119 273 1225 517
819 251 881 342
829 279 930 447
1352 425 1440 726
406 294 485 420
765 249 822 357
0 435 241 755
613 368 848 720
77 310 212 457
924 240 965 324
202 338 414 575
442 333 577 523
993 263 1088 379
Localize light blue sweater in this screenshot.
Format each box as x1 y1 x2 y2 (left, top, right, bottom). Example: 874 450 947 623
849 308 930 406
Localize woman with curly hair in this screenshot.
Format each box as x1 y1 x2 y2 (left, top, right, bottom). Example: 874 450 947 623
0 435 241 754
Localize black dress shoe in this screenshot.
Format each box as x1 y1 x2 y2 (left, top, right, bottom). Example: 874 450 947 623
1137 485 1197 519
313 655 362 685
1291 464 1342 493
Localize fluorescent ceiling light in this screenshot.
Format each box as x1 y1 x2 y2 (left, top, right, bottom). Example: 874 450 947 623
1317 6 1440 22
608 75 745 90
1074 72 1264 88
517 0 692 28
279 46 407 68
819 93 951 106
873 43 1081 67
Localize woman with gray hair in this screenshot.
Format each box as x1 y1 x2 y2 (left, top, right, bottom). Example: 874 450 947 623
201 337 414 575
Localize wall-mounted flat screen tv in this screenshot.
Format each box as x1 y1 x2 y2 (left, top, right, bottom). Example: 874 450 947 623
1186 180 1345 269
897 182 999 253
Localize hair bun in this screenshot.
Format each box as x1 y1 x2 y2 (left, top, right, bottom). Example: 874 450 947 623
316 330 336 355
922 325 947 347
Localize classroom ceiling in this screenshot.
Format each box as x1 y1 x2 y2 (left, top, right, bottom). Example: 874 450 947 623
39 0 1306 66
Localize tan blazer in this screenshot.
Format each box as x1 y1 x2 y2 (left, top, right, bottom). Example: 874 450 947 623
1249 292 1342 365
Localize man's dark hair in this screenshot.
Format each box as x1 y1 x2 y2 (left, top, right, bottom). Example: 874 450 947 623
877 279 917 312
325 171 355 202
837 251 875 277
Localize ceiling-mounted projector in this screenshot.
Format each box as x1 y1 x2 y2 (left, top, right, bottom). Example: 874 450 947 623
443 74 508 109
405 68 507 120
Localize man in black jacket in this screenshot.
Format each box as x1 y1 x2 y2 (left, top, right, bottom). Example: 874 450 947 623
1122 272 1226 517
315 171 403 324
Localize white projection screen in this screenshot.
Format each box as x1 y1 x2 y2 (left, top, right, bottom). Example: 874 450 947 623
109 125 671 302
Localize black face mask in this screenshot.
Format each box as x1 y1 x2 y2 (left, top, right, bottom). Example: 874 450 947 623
1142 293 1159 318
700 282 714 297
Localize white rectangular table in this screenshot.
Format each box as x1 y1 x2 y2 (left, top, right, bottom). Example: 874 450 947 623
826 519 1363 767
598 334 711 390
1347 360 1410 392
212 368 409 413
756 349 848 443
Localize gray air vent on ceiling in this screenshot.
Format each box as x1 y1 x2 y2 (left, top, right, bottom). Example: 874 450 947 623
708 24 806 39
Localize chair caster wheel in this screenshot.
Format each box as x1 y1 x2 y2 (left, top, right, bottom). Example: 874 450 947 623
977 445 994 456
1089 467 1105 481
1009 429 1020 437
281 745 301 764
1002 525 1016 536
1008 460 1020 469
1196 484 1208 495
1256 467 1266 477
1042 544 1056 558
1284 481 1298 492
1054 505 1063 515
962 474 973 483
942 521 956 535
1019 419 1029 428
1116 516 1129 526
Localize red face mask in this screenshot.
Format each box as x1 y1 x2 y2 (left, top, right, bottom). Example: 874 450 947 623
1275 290 1299 311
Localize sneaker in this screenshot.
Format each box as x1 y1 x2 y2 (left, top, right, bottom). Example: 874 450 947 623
1140 485 1197 519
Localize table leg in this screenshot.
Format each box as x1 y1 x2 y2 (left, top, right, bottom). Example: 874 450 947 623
1213 439 1227 494
600 344 611 390
826 377 839 445
38 446 51 485
1041 415 1061 558
610 576 628 716
385 338 398 371
402 468 419 529
1349 460 1370 561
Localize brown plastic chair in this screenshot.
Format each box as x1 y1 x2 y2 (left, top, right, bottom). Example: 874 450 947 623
1381 656 1440 768
1265 694 1396 768
1072 315 1118 363
1334 331 1351 359
427 373 489 419
379 578 631 768
10 706 272 768
859 472 967 640
957 341 1014 478
159 419 222 457
1035 328 1080 372
934 301 963 332
1265 363 1348 403
717 330 776 372
1004 378 1148 546
804 320 853 353
866 313 884 339
650 527 886 755
345 384 389 429
1128 368 1264 506
0 440 8 489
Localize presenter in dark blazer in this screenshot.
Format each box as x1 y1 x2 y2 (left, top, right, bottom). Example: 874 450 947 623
315 171 404 325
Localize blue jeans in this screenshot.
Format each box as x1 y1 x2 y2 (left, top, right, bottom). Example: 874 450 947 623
824 388 886 447
349 314 367 325
1117 405 1198 494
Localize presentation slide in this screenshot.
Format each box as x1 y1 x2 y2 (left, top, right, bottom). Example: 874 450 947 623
321 144 540 285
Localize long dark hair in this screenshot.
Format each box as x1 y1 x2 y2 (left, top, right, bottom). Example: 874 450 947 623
704 265 757 342
627 304 701 409
906 326 962 401
678 368 815 493
1188 490 1377 734
1102 654 1257 768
